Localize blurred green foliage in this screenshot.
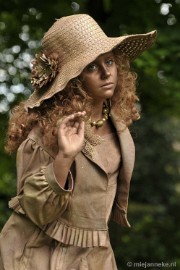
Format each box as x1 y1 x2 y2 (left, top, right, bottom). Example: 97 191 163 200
0 0 180 269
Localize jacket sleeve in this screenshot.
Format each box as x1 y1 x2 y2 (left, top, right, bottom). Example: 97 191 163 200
110 126 135 228
111 181 131 228
9 138 73 228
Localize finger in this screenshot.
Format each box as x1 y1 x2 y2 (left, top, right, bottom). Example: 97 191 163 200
77 120 85 136
57 111 86 130
61 112 83 125
66 119 80 128
66 112 86 128
65 119 83 136
60 121 79 136
69 121 79 130
56 116 71 129
61 114 76 126
68 121 81 135
72 111 86 120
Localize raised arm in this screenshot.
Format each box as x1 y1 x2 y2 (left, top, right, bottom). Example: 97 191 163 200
53 111 86 187
10 112 86 228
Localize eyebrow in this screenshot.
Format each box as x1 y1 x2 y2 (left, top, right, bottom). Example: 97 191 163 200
90 53 114 64
85 53 114 70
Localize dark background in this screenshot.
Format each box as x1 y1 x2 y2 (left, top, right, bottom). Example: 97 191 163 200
0 0 180 269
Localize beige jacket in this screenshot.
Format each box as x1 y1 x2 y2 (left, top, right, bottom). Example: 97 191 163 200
0 113 135 267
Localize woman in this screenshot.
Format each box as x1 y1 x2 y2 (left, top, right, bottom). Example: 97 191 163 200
0 14 156 270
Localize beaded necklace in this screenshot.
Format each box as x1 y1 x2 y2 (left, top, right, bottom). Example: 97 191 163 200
89 102 110 128
82 102 111 159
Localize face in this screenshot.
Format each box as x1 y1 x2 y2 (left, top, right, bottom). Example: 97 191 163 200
80 51 117 102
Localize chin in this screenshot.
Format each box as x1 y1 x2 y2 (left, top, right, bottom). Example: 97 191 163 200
104 90 114 98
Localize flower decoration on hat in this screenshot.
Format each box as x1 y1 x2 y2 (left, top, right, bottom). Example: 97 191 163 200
31 52 59 90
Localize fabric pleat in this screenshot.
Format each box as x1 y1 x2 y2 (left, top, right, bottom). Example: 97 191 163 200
8 197 25 215
44 220 108 247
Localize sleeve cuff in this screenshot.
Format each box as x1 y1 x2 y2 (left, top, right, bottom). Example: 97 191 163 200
112 202 131 228
45 163 74 194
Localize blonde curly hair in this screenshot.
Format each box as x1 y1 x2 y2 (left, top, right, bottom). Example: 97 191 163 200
5 52 140 154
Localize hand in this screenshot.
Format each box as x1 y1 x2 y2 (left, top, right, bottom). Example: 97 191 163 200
55 111 86 158
132 107 140 121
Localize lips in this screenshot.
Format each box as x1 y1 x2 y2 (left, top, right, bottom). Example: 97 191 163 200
101 82 114 89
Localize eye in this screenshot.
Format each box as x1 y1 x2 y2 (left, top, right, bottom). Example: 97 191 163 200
106 59 114 66
86 63 97 72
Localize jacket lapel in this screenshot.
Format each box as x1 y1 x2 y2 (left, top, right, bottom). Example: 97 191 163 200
110 112 135 182
110 111 135 218
29 116 135 181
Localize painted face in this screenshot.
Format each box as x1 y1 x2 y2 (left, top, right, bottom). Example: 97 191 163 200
80 52 117 101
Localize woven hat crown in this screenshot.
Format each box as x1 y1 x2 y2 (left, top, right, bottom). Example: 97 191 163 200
42 14 108 65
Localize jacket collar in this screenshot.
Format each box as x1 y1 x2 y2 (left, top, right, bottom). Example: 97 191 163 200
81 111 135 179
28 114 135 181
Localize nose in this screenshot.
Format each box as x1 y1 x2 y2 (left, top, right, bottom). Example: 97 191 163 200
100 65 110 79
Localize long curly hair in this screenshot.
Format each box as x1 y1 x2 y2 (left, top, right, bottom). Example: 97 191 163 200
5 52 140 154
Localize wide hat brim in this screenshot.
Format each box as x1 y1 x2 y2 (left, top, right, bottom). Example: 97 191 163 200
26 28 157 109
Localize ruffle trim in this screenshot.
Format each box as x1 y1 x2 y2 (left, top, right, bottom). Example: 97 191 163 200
44 220 108 247
112 203 131 228
9 197 109 247
8 196 25 215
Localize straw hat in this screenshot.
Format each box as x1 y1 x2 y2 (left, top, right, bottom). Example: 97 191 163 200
26 14 157 109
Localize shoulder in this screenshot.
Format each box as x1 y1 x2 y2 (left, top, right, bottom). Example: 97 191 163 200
110 110 127 132
17 125 56 159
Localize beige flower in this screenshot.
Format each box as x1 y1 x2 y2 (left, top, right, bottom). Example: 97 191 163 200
31 52 59 90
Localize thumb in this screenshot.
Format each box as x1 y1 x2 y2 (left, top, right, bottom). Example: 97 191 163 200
77 120 85 137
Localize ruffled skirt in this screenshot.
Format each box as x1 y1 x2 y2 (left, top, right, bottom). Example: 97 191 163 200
0 213 118 270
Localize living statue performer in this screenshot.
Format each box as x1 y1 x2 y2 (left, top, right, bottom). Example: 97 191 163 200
0 14 156 270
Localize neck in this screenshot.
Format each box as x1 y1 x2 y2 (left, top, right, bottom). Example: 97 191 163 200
90 100 104 121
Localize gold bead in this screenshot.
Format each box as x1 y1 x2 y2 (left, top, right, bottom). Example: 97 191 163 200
91 121 96 126
103 108 108 114
96 120 104 127
89 103 110 128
